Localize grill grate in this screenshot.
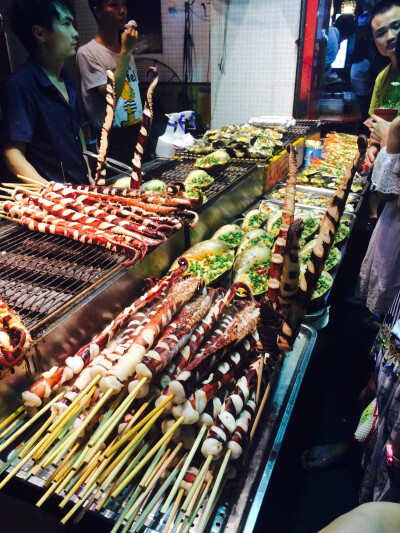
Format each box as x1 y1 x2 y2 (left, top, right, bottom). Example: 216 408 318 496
143 159 257 199
0 222 126 334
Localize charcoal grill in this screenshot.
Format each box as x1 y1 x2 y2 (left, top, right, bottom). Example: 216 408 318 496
143 158 258 199
0 221 127 337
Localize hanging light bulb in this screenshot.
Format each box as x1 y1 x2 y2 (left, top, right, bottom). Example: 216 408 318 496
341 0 356 14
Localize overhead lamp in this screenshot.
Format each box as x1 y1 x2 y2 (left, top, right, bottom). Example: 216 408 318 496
341 0 356 14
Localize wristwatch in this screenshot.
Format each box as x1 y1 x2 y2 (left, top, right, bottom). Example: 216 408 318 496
386 443 400 487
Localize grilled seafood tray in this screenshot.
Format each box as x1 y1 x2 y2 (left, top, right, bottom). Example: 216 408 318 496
0 325 317 533
297 173 369 195
0 220 127 336
143 158 258 200
264 183 363 214
242 201 356 313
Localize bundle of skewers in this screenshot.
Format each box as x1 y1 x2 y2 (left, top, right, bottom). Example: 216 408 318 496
0 139 366 532
0 180 201 266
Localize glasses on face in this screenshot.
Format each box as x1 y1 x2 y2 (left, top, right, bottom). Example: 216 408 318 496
374 20 400 41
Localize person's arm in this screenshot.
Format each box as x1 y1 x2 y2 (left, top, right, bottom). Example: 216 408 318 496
78 128 94 184
3 142 48 185
95 26 138 101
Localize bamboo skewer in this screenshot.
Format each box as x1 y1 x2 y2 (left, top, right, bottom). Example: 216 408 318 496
16 174 45 185
0 391 64 455
255 354 264 405
106 393 174 458
0 406 25 432
250 356 282 441
161 423 207 514
164 487 185 533
181 476 213 533
0 413 27 441
130 452 185 533
111 416 185 499
197 449 232 533
181 455 213 514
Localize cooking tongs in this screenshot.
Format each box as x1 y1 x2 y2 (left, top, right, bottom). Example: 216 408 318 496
83 150 132 177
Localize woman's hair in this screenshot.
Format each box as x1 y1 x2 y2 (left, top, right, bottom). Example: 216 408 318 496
8 0 74 52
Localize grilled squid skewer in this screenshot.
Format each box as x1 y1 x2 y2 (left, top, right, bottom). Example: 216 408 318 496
171 331 259 424
100 276 202 393
95 70 116 185
0 297 31 368
21 260 188 407
201 356 262 459
268 144 297 306
227 391 257 460
278 218 304 313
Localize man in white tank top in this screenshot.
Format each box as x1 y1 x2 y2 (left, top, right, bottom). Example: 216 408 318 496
76 0 143 165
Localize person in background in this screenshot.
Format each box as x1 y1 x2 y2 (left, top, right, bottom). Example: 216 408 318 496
366 0 400 229
351 37 372 126
325 14 356 77
76 0 143 167
2 0 90 185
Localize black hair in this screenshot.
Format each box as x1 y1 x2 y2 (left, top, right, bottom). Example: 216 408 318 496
334 14 356 39
368 0 400 25
8 0 74 52
87 0 106 16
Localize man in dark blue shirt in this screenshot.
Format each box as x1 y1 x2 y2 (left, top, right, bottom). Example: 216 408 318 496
2 0 90 184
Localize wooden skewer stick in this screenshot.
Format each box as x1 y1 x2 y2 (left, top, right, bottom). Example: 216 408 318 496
99 408 163 490
43 442 80 487
79 378 148 469
47 388 114 469
0 391 64 455
0 413 27 441
164 487 185 533
0 411 64 490
111 416 184 499
255 353 264 405
161 423 207 514
181 455 213 514
106 393 174 458
130 451 185 533
59 451 102 508
96 441 151 514
181 476 213 533
0 405 25 432
16 174 45 185
28 403 87 477
250 356 283 441
196 449 232 533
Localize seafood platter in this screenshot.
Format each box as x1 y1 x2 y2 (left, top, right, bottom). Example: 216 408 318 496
0 70 366 532
264 184 363 214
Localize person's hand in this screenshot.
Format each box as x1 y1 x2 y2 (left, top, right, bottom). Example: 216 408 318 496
121 25 138 55
366 143 379 167
369 114 390 144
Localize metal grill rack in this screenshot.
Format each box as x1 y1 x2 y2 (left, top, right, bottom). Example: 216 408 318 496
143 159 258 201
0 221 126 335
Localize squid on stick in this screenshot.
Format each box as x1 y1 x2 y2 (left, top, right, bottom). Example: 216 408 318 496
95 70 116 185
267 144 298 307
131 67 159 189
278 137 367 352
21 259 188 407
